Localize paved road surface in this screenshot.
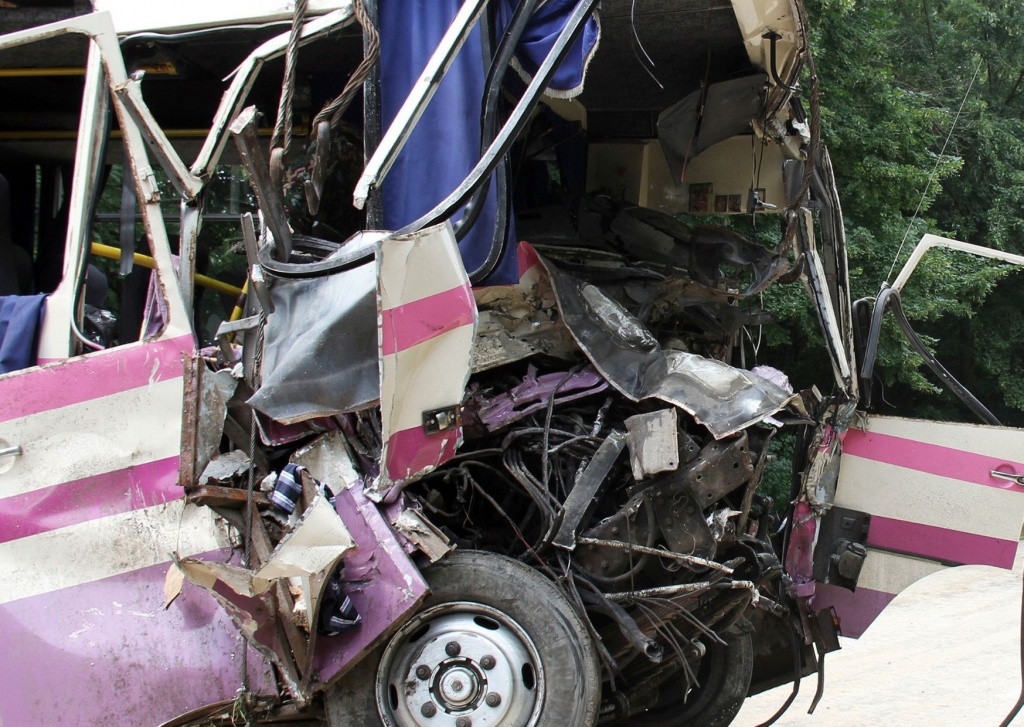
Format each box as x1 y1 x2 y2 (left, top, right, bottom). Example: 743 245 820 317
735 547 1024 726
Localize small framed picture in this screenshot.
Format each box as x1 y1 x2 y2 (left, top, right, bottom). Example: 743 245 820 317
689 183 712 212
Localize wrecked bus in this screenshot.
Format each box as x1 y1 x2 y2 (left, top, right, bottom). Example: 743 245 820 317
1 0 1023 725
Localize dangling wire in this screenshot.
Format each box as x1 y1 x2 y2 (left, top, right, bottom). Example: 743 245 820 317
630 0 664 90
680 0 720 184
885 59 982 284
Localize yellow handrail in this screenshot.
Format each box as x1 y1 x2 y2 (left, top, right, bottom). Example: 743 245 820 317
90 242 244 297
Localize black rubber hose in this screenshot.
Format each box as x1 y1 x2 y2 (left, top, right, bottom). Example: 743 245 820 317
454 0 535 241
755 617 802 727
458 0 539 282
396 0 598 237
888 290 999 425
862 287 999 426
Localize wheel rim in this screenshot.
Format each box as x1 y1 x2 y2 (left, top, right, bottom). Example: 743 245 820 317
376 601 544 727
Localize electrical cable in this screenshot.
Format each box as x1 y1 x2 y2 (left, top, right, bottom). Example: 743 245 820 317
886 60 982 284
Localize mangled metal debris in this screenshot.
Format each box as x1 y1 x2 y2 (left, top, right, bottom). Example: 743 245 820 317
177 131 836 727
0 0 864 724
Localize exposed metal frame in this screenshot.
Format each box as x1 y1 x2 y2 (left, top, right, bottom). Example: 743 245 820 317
0 12 191 352
190 6 356 178
352 0 489 209
892 234 1024 293
0 7 359 335
858 234 1024 423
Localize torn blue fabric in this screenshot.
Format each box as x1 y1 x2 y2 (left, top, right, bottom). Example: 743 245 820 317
495 0 600 98
378 0 599 285
0 294 45 375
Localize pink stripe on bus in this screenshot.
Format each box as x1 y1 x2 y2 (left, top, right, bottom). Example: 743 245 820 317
0 550 265 726
516 241 542 274
843 428 1024 491
813 582 896 638
0 334 193 424
380 285 475 357
868 515 1017 569
384 425 460 483
0 456 181 544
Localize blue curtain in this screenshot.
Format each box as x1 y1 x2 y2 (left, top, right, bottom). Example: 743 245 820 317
378 0 599 284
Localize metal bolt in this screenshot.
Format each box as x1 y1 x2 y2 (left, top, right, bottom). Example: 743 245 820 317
415 665 431 680
455 718 472 727
451 679 464 693
486 692 502 707
480 655 496 670
445 641 461 657
611 526 620 536
421 703 437 718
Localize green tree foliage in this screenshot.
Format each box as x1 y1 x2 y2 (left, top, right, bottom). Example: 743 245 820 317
765 0 1024 424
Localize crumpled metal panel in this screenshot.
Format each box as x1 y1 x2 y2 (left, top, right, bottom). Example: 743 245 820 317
293 433 430 687
538 252 795 438
371 221 477 499
624 409 680 480
176 556 305 698
786 499 818 599
193 367 237 479
248 260 378 425
177 491 357 700
312 480 429 684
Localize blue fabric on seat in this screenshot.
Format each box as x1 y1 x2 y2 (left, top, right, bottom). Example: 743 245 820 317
0 294 46 374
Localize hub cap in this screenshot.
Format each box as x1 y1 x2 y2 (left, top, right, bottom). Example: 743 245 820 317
377 602 542 727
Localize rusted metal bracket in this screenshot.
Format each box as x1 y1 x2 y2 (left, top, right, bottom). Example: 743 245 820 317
230 106 293 261
553 430 626 550
241 212 275 314
247 506 309 698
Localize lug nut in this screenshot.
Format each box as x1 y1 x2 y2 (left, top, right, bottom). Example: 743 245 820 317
421 703 437 718
480 655 496 670
455 718 472 727
415 664 431 680
445 641 461 657
486 692 502 707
